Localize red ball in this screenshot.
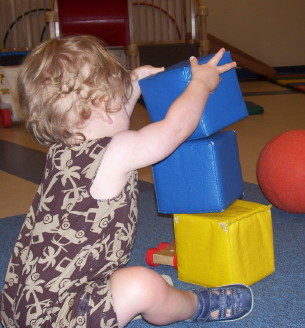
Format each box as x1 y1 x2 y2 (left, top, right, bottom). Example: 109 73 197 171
257 130 305 213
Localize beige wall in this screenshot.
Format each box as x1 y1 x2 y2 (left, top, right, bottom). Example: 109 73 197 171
204 0 305 67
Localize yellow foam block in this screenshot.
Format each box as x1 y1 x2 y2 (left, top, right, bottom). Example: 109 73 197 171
174 200 274 287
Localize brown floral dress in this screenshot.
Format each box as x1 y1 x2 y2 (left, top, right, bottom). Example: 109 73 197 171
0 138 138 328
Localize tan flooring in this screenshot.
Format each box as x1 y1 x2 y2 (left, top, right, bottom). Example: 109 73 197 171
0 171 37 218
1 80 305 218
0 123 47 152
232 83 305 184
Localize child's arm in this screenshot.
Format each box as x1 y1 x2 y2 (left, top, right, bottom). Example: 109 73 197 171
125 66 164 117
91 48 236 199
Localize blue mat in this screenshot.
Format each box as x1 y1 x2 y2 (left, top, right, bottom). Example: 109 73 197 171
1 182 305 328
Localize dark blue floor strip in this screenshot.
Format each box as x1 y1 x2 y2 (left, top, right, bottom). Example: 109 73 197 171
0 139 154 191
0 140 46 184
243 90 296 96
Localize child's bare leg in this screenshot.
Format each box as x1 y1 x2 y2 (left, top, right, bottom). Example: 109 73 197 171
110 266 197 327
110 266 253 327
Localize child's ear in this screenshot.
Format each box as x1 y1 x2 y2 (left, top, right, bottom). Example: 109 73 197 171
101 108 113 124
93 96 113 124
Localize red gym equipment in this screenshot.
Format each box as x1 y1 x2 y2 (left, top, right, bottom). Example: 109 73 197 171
57 0 130 47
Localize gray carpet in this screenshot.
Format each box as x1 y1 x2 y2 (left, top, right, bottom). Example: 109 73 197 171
1 182 305 328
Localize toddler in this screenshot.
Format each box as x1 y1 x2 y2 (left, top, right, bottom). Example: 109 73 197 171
0 35 253 328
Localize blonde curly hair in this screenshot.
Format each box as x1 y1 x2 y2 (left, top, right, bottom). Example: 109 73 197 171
18 35 132 146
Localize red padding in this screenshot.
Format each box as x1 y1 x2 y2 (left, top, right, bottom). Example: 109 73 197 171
57 0 130 46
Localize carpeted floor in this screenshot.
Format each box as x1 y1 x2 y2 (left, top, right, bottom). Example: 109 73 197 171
1 182 305 328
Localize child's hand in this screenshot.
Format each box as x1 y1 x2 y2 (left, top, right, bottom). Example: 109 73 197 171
126 65 164 116
131 65 164 81
190 48 236 94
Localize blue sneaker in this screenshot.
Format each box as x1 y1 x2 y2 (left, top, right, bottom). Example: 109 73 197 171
189 284 254 322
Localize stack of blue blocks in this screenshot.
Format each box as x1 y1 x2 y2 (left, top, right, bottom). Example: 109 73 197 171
139 51 248 214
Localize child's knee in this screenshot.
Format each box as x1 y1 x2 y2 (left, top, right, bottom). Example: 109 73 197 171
110 266 169 304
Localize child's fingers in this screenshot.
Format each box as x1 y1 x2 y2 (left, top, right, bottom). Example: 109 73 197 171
133 65 165 80
189 56 199 67
208 48 226 66
189 50 236 76
210 48 237 73
144 66 164 77
218 61 237 74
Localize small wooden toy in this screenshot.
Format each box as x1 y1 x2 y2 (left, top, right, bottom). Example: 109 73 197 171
146 242 177 269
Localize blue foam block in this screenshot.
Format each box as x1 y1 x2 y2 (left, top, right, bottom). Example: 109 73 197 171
139 51 248 140
152 130 243 214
